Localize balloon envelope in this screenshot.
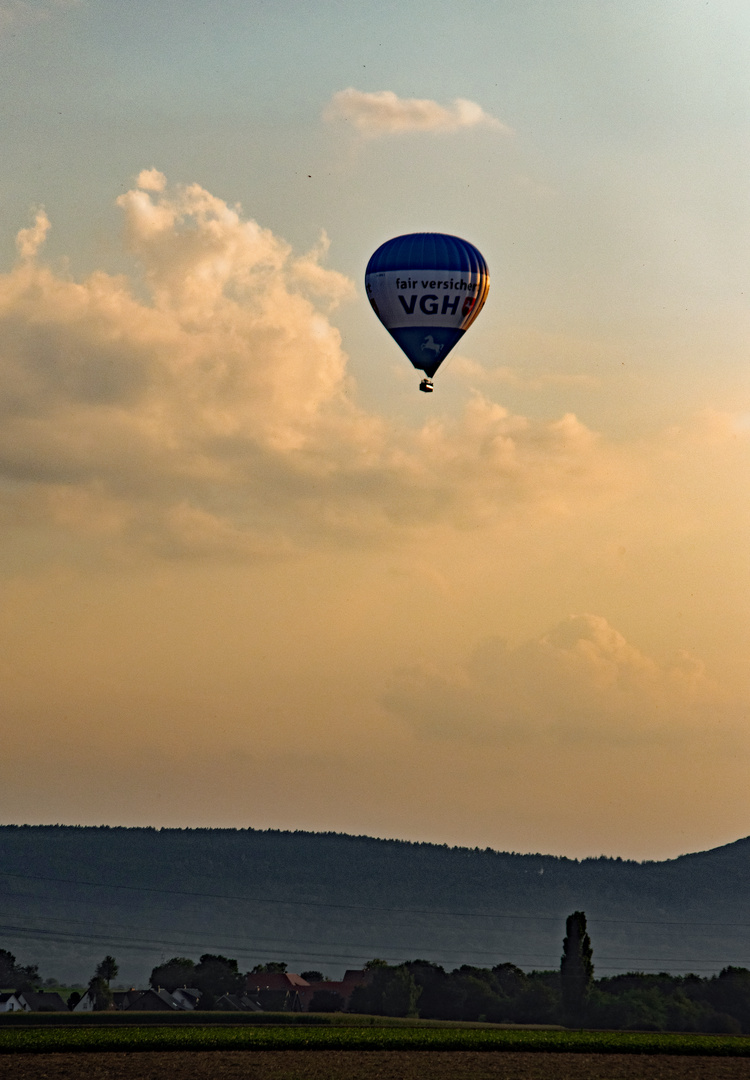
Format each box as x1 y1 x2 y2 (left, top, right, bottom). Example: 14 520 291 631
365 233 489 378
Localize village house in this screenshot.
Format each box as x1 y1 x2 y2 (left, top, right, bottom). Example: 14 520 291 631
171 987 201 1009
16 991 68 1012
243 969 370 1011
305 969 370 1010
123 988 183 1010
214 992 263 1011
243 970 314 1010
112 989 145 1010
121 987 204 1010
73 988 95 1011
75 985 202 1011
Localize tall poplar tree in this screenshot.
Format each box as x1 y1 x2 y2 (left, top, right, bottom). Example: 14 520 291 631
560 910 594 1027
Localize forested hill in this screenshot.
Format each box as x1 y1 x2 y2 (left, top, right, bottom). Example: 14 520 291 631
1 825 749 986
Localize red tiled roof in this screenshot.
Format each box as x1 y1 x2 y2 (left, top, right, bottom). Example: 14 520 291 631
244 972 310 991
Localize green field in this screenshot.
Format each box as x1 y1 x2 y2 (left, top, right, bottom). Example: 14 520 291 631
1 1022 749 1056
0 1011 519 1028
0 1009 332 1027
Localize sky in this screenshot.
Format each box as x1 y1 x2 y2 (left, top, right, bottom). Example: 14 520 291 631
0 0 749 860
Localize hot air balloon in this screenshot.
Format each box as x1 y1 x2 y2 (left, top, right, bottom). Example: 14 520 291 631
365 233 489 392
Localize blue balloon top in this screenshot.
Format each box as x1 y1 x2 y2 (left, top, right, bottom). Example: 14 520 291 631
366 232 488 276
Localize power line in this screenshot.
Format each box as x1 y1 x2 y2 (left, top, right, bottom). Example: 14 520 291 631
0 870 565 920
7 909 750 969
0 917 747 975
0 919 550 967
3 870 750 932
0 911 531 962
3 868 748 977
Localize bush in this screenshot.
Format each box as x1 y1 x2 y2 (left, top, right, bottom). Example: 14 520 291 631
349 965 420 1017
309 990 344 1012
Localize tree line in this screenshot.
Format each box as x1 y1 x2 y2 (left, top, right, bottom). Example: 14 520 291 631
3 912 750 1031
350 914 750 1033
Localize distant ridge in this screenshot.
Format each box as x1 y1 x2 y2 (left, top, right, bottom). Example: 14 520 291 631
1 825 749 985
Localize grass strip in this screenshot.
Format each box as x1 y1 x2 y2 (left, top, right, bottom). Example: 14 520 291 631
1 1025 749 1056
0 1011 557 1029
0 1010 333 1027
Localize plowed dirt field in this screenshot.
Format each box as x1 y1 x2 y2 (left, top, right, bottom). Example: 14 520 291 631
1 1051 749 1080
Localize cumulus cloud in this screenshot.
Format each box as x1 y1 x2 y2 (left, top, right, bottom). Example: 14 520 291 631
136 168 167 192
289 230 356 310
324 88 511 137
0 174 614 560
383 614 738 746
15 208 50 260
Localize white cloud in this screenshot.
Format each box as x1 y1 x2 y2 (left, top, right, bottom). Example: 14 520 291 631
324 88 512 138
290 230 357 310
15 208 50 260
0 175 622 561
383 614 739 746
136 168 167 193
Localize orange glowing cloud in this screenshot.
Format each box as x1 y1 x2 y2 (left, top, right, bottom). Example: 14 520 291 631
0 174 617 561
